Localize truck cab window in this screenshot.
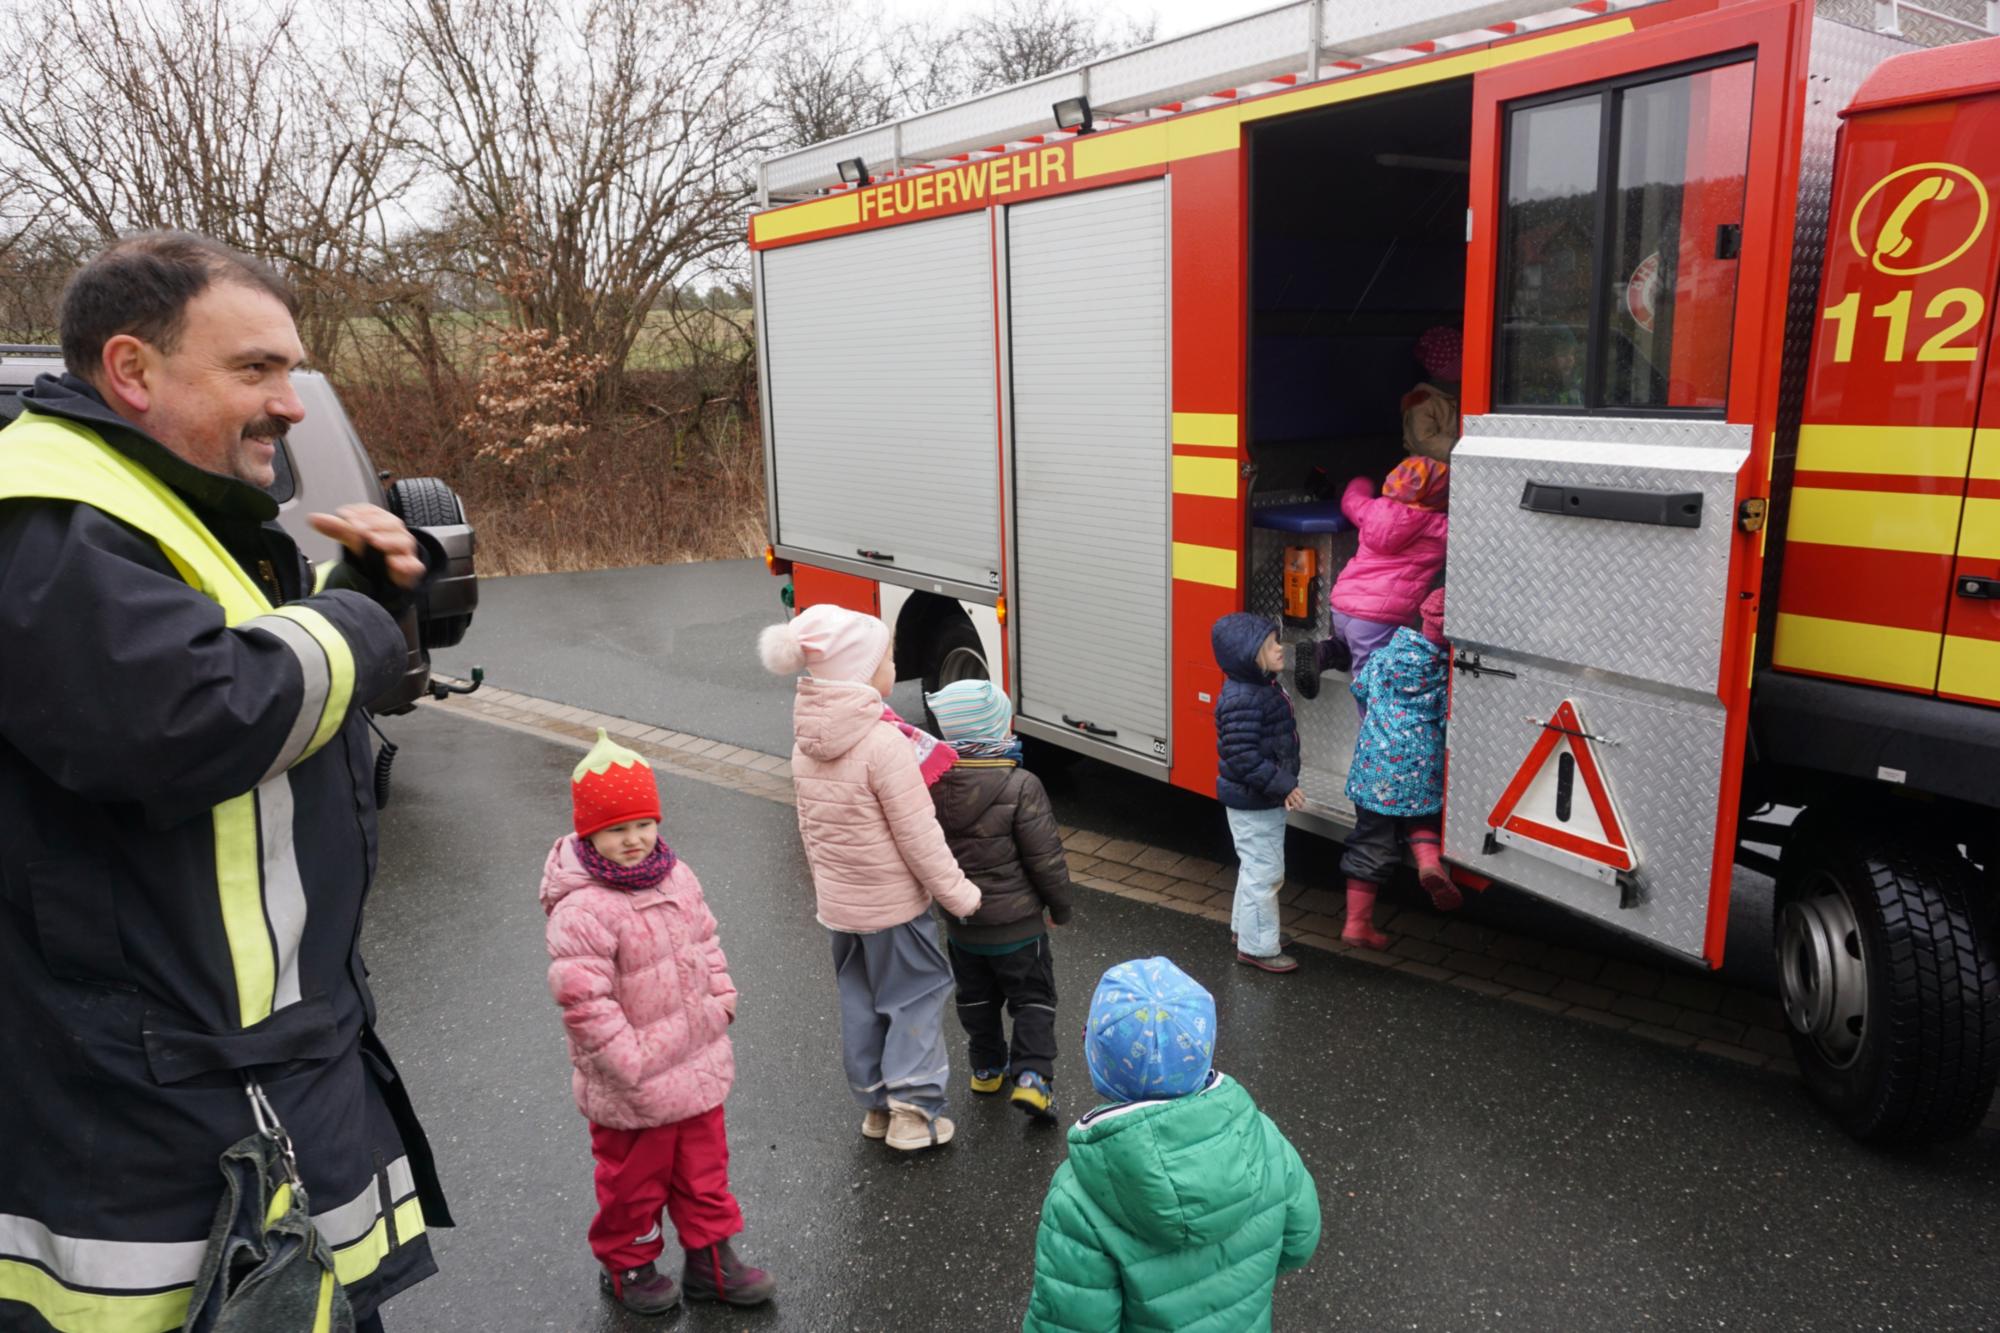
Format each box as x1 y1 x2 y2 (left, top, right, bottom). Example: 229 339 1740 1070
1497 59 1754 414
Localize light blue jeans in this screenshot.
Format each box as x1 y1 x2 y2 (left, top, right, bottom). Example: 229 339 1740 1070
1226 806 1288 957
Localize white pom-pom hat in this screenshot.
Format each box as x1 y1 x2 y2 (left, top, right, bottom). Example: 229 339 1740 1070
759 603 892 684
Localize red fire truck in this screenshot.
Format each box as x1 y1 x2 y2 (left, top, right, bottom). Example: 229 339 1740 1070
748 0 2000 1143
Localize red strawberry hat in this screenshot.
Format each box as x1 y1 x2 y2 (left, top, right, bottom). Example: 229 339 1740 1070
572 729 661 837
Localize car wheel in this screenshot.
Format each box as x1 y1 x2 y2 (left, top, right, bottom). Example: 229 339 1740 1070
384 476 463 527
1774 808 2000 1144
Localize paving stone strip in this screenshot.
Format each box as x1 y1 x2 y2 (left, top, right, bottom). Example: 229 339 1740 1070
422 679 1797 1080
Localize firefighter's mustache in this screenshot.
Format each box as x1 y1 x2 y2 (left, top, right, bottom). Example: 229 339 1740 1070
241 417 289 443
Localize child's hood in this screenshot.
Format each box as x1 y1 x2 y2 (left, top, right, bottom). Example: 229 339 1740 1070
1065 1075 1268 1249
1211 612 1277 686
539 834 597 916
793 675 887 762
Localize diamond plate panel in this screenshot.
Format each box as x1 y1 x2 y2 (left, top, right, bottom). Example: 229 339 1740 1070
1444 658 1726 958
1249 506 1361 819
1449 416 1751 694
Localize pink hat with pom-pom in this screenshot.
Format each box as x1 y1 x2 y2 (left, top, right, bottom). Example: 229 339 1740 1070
758 603 892 684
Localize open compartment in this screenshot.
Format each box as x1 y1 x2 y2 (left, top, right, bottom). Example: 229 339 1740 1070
1244 78 1473 818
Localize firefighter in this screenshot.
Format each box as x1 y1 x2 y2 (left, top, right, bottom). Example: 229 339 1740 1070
0 233 451 1332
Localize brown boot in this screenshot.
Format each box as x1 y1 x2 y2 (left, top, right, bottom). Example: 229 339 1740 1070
600 1261 681 1315
683 1237 776 1307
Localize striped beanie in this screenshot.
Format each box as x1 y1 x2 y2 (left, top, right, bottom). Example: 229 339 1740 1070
923 679 1012 745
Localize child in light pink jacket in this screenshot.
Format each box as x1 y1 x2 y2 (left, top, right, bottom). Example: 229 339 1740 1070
543 730 776 1316
759 603 982 1152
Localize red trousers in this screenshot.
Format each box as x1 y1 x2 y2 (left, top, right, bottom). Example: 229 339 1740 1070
587 1105 744 1273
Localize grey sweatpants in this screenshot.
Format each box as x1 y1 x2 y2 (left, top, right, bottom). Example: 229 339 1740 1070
830 915 954 1118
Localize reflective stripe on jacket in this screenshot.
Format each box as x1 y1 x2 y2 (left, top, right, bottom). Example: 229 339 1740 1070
0 405 449 1330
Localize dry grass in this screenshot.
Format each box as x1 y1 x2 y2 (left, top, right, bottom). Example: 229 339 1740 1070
339 368 767 575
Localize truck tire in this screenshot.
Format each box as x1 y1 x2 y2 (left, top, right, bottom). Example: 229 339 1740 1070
383 477 473 649
919 618 989 733
1774 810 2000 1144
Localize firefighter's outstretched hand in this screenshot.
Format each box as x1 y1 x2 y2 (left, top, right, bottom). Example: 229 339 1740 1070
308 505 426 589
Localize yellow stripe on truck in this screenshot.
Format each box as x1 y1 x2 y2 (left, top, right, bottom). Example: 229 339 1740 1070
751 193 861 245
1939 635 2000 704
1772 613 1941 691
1172 455 1237 498
1076 21 1634 178
1796 423 1974 476
1172 542 1237 589
1171 412 1237 450
1784 487 1962 555
1957 497 2000 561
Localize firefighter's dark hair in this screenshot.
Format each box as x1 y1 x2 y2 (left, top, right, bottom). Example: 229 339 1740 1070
59 232 299 380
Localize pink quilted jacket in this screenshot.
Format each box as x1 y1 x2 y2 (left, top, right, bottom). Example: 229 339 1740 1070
541 836 738 1130
789 677 982 931
1331 475 1450 625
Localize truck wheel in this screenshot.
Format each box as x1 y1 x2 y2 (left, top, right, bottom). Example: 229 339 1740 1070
919 618 988 732
1774 811 2000 1144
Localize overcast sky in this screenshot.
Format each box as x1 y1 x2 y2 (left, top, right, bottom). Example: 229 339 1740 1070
887 0 1284 42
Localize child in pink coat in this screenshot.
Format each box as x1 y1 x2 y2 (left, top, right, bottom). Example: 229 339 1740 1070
759 603 982 1153
542 729 776 1316
1295 455 1450 704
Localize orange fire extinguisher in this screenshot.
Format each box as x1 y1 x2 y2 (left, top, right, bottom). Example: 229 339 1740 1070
1282 546 1318 626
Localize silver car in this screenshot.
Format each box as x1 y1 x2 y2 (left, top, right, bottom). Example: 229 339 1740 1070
0 344 478 716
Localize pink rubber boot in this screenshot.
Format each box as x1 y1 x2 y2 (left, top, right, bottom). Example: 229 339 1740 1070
1342 879 1390 950
1409 830 1463 912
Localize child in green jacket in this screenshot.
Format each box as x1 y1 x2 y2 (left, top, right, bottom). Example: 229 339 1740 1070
1022 957 1321 1332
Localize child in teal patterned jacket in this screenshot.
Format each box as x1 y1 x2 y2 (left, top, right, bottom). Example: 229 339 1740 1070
1341 586 1462 950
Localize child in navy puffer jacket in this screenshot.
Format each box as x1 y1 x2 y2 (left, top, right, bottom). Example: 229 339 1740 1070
1340 587 1462 950
1211 613 1304 975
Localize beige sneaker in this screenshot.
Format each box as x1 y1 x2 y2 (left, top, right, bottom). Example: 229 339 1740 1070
860 1108 891 1140
884 1100 955 1151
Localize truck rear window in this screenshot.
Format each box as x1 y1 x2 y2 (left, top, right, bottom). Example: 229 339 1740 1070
1495 57 1755 415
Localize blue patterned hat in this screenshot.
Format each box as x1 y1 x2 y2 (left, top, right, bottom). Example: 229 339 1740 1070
1085 957 1217 1103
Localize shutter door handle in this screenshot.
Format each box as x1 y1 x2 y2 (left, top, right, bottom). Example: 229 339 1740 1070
1959 575 2000 600
1062 715 1118 738
856 548 896 563
1520 481 1703 528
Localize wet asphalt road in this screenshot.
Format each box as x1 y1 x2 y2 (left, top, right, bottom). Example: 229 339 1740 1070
368 705 2000 1332
431 562 1776 987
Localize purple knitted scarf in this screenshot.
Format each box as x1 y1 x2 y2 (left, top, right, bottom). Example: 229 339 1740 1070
576 836 677 891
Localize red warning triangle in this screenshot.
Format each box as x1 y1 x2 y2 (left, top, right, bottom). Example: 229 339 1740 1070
1485 699 1635 874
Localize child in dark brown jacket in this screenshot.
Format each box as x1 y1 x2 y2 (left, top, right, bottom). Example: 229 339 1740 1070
924 679 1075 1124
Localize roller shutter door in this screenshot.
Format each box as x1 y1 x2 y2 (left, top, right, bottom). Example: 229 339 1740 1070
761 212 1000 590
1008 180 1171 762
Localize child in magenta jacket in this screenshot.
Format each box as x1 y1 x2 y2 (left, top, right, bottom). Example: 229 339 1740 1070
542 729 776 1316
1296 454 1450 703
